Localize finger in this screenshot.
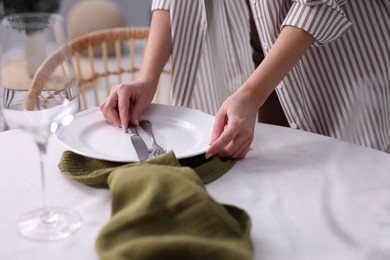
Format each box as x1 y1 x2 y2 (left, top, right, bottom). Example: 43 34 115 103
222 130 252 158
118 92 130 131
230 138 252 159
213 135 247 158
209 112 227 145
100 100 113 123
129 99 145 126
103 94 121 126
99 100 108 121
236 145 251 159
205 126 238 159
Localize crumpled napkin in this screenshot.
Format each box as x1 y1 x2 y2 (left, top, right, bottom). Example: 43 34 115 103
58 151 253 260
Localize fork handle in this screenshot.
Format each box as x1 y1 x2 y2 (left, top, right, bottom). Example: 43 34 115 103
139 120 155 141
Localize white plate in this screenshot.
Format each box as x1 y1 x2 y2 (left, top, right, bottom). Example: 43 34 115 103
56 104 215 162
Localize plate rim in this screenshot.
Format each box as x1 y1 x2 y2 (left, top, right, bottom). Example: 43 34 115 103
56 104 215 162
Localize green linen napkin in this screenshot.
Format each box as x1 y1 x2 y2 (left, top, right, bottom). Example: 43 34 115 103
58 151 253 260
58 151 237 186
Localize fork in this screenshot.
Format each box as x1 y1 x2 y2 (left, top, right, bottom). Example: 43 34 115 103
139 120 166 158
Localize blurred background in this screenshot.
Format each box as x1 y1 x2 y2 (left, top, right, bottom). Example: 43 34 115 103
0 0 153 36
59 0 152 27
0 0 157 131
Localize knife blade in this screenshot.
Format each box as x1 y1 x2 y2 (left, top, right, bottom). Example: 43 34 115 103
128 124 149 161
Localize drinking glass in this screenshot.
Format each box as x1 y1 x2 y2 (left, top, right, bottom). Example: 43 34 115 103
0 13 82 241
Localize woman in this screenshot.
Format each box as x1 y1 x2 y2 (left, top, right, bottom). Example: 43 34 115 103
100 0 254 131
206 0 390 158
102 0 390 159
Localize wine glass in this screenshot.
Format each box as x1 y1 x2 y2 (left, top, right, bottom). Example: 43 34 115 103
0 13 82 241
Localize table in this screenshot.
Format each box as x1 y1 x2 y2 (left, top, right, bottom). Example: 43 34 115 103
1 122 390 260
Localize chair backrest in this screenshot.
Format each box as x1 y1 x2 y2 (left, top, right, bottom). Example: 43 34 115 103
24 45 76 110
70 27 172 109
29 27 172 110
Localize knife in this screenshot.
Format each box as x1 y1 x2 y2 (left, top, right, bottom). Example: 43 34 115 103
128 124 149 161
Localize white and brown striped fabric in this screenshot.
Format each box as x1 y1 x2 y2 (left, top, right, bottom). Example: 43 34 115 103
153 0 390 152
249 0 390 152
151 0 254 115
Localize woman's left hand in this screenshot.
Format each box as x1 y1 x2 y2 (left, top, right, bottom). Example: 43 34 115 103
205 91 258 159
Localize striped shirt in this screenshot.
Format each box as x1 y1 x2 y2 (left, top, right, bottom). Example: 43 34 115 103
153 0 390 152
151 0 254 115
249 0 390 152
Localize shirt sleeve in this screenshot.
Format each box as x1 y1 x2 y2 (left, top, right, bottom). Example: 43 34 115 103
282 0 352 46
151 0 171 11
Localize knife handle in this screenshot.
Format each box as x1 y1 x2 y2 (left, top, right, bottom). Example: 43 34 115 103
128 125 139 135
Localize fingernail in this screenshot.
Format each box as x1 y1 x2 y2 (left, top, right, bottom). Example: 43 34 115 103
205 153 212 160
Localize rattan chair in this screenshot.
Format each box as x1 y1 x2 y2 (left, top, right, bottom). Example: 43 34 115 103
29 27 172 110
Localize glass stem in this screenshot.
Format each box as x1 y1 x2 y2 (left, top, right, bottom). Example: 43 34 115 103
36 140 49 214
37 138 58 224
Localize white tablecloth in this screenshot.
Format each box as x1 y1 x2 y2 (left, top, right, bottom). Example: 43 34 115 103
1 122 390 260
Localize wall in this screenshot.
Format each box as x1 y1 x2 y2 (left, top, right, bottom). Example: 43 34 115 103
59 0 153 26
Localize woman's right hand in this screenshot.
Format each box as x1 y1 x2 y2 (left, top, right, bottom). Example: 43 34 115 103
100 9 171 132
99 77 157 131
